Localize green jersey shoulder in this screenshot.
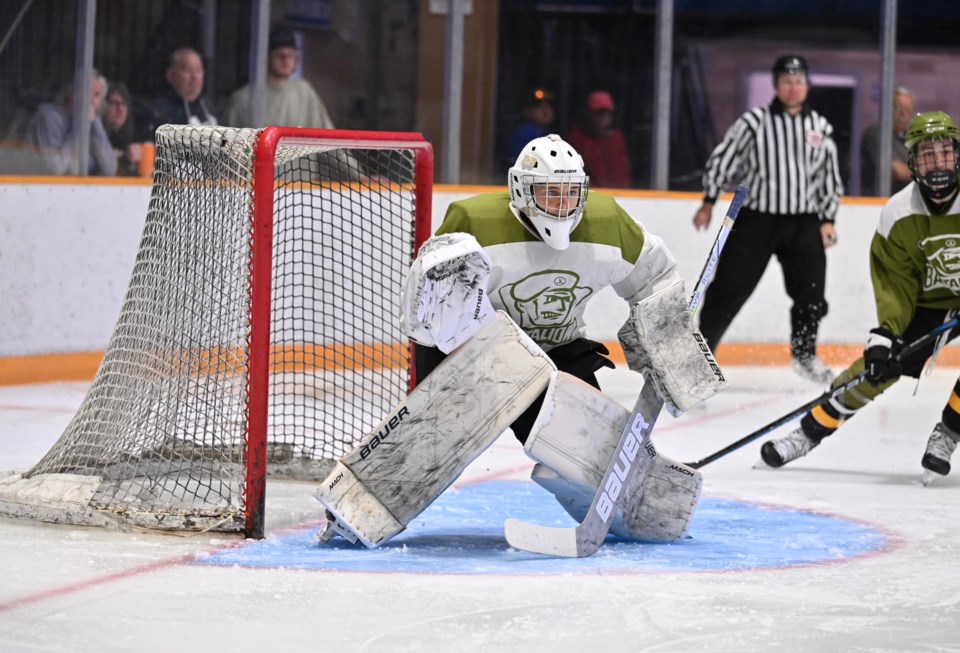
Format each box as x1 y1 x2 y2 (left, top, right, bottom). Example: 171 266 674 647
438 191 646 265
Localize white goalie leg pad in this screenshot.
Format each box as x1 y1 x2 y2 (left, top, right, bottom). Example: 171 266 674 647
524 372 702 542
315 311 555 547
619 279 726 416
400 232 495 354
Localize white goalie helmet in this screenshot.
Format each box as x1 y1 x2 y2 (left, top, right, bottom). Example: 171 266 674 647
508 134 589 250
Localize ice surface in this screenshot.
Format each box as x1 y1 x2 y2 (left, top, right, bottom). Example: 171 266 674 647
1 366 959 652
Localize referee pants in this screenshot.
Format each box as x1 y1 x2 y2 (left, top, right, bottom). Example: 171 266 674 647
697 207 828 360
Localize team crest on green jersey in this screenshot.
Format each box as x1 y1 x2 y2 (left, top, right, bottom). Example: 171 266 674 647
922 234 960 292
498 270 593 346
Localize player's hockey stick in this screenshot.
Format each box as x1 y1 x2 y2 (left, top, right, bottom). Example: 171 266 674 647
504 184 750 557
683 316 960 470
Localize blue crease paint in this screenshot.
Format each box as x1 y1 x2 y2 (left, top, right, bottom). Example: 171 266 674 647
194 481 890 574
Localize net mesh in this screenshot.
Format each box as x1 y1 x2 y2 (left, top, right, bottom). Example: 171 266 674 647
0 126 424 533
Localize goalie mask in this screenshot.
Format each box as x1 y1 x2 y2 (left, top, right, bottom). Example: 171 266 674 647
508 134 589 250
906 111 960 202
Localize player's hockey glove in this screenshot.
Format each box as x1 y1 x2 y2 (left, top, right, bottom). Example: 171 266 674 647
864 327 903 384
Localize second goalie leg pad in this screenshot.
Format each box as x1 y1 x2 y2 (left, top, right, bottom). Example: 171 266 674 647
524 372 702 542
618 279 726 416
315 311 555 547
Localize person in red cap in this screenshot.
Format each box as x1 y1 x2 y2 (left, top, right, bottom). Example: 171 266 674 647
564 90 632 188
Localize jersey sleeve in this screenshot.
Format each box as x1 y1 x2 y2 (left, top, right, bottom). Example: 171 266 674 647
702 111 755 203
869 227 920 335
436 201 468 236
815 120 844 223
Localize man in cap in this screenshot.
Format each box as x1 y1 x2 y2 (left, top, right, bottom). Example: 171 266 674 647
225 25 335 129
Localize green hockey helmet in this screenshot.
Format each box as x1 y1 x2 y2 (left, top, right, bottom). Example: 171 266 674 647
906 111 960 201
905 111 959 150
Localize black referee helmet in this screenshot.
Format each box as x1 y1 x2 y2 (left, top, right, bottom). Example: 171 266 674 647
772 55 809 84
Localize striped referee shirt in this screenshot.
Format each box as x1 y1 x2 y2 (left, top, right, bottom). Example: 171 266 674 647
702 100 844 222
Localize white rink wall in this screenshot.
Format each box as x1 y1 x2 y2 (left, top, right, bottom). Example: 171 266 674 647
0 182 885 357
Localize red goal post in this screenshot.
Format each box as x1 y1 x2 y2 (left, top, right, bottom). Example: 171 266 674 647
0 126 434 538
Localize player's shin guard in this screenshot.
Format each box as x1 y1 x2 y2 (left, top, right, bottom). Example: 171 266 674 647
315 311 555 547
524 372 702 542
800 358 897 441
940 377 960 436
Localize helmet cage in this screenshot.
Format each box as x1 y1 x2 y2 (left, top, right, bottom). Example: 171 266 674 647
511 173 589 249
908 137 960 201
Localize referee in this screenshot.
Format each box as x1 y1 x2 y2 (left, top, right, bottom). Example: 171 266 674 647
692 54 843 384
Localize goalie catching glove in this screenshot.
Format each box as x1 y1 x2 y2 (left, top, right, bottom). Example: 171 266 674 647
400 232 495 354
619 279 726 416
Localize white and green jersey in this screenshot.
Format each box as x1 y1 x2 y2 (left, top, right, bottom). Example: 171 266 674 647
435 191 679 350
872 182 960 335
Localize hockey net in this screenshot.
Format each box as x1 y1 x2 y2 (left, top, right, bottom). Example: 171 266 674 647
0 125 433 537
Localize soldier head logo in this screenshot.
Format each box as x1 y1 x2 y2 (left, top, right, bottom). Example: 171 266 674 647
499 270 592 334
921 234 960 292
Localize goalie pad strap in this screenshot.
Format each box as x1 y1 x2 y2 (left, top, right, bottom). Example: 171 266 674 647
618 279 725 416
315 311 555 547
525 372 701 541
400 232 495 354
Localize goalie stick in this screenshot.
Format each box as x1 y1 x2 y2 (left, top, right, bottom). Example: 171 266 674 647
683 316 960 470
504 184 750 557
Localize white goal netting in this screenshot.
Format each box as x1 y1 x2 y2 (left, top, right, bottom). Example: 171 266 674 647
0 125 432 536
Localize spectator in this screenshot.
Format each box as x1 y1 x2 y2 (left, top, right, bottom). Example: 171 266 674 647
506 87 554 165
225 26 335 129
152 47 217 127
24 70 117 176
691 54 843 385
860 87 916 196
565 90 632 188
102 83 142 176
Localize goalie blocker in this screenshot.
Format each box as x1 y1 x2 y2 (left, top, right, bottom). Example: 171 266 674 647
619 279 725 416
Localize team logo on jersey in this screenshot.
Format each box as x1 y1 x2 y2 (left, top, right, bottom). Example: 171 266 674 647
921 234 960 292
498 270 593 346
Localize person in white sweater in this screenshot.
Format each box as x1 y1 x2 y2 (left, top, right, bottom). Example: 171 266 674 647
226 26 335 129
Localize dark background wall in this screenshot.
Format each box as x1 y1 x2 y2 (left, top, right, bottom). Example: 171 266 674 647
3 0 960 192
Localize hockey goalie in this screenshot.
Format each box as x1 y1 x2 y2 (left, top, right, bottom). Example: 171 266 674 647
314 134 726 548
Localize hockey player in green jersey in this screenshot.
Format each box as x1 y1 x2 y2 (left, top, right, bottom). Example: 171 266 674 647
314 134 727 548
761 112 960 482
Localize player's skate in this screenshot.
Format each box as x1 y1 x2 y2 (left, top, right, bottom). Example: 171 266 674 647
759 426 819 468
921 423 959 486
791 356 834 385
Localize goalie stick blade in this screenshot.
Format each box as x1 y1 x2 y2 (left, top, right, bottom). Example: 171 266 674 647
504 518 599 558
